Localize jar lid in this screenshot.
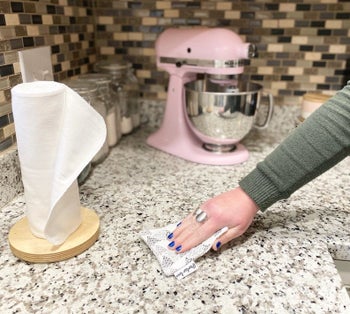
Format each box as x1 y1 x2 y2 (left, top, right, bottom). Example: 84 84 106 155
62 79 98 95
303 93 331 103
95 60 132 75
77 73 112 84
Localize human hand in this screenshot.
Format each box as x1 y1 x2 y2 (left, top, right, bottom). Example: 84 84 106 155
167 187 259 253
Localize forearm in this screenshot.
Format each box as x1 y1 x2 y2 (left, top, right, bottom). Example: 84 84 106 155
239 84 350 211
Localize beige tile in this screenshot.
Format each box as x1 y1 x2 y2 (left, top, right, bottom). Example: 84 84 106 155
258 67 274 75
194 11 209 18
26 25 40 36
216 2 232 10
271 81 287 90
98 16 114 25
137 70 151 78
0 102 11 117
70 33 79 43
100 47 115 55
80 64 89 74
42 15 53 25
142 17 157 25
278 19 294 28
280 3 296 12
0 78 10 91
225 11 240 19
156 1 171 9
128 33 143 41
0 91 5 103
4 51 18 64
78 8 87 16
288 67 304 75
300 28 318 36
141 48 155 57
87 24 94 33
325 20 342 29
164 10 179 18
0 27 16 40
304 52 322 61
113 33 128 40
309 75 326 84
3 123 15 138
267 44 284 53
13 62 21 75
5 14 20 26
262 20 278 28
53 34 64 45
329 45 346 54
64 6 73 16
81 41 89 49
292 36 308 45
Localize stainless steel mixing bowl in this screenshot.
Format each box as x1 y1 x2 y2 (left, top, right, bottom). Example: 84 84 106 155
185 78 273 152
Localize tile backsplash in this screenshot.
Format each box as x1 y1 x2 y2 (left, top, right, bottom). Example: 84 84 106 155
0 0 350 153
0 0 96 153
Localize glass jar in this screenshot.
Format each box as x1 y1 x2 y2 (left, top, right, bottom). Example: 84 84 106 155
94 60 140 135
63 79 109 166
77 73 122 147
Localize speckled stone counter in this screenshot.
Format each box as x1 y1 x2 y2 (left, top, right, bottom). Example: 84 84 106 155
0 105 349 313
0 145 22 209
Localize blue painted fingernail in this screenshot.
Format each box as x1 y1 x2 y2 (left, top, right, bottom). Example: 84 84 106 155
168 241 175 248
167 233 173 240
175 245 182 252
176 221 182 227
216 241 221 249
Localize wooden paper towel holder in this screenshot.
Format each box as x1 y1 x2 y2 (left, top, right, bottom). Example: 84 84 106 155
8 207 99 263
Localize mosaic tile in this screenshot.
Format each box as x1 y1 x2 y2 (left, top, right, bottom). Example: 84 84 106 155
0 14 5 26
0 134 13 151
0 2 10 13
23 2 36 13
0 114 9 128
11 2 24 13
0 0 349 153
0 64 14 76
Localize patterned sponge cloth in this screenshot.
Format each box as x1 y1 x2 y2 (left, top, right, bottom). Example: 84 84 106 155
140 222 228 279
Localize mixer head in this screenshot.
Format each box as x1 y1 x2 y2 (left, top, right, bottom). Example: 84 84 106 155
155 27 257 76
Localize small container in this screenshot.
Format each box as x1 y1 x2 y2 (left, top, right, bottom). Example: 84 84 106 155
95 60 140 135
63 79 109 166
77 73 122 146
301 93 331 119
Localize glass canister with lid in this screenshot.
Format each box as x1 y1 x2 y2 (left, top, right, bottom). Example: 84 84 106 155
63 79 109 166
77 73 122 147
94 60 141 135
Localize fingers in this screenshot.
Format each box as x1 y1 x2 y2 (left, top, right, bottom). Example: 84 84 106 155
211 226 244 251
167 211 226 253
172 220 220 253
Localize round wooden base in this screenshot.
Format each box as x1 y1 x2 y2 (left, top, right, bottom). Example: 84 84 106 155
8 207 99 263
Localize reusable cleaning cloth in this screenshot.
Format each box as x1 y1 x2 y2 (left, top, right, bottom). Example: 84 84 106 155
140 222 228 279
11 81 106 245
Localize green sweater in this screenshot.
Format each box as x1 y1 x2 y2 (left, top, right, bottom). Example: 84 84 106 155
239 82 350 211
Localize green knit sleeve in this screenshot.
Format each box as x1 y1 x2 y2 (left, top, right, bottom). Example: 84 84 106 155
239 83 350 211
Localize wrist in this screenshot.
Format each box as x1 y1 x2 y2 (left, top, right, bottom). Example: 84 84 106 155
235 187 259 214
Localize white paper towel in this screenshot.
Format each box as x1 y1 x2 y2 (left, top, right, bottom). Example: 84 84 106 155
11 81 107 245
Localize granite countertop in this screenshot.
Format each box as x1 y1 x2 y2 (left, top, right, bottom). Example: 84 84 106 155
0 105 349 313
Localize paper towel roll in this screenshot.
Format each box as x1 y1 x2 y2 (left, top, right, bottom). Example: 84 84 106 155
11 81 107 245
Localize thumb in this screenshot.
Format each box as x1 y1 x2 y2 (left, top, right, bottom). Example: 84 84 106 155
212 226 244 251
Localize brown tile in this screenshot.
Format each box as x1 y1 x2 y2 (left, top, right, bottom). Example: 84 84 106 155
0 2 10 13
0 128 4 141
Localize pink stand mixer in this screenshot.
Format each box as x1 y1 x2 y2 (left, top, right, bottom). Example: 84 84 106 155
147 28 273 165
